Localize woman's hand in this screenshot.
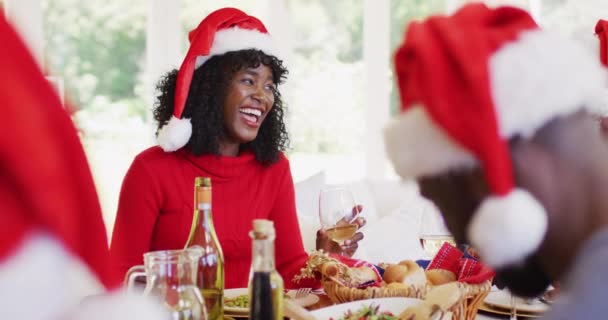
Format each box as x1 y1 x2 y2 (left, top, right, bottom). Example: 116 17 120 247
315 205 366 257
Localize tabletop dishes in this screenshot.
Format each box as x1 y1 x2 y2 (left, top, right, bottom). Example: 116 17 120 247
224 288 320 316
481 289 549 317
309 297 425 320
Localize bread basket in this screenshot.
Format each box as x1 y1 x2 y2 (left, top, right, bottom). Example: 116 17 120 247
322 274 491 320
294 251 492 320
321 278 426 303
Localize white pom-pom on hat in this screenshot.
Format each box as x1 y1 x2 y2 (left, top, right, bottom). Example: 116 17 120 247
467 189 548 268
157 116 192 152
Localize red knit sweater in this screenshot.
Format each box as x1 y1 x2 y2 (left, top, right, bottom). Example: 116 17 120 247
110 146 314 289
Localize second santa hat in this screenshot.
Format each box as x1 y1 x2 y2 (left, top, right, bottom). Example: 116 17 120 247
157 7 279 152
385 3 608 269
596 19 608 66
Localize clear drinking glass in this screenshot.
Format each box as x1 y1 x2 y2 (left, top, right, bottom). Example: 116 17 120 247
418 204 455 258
318 186 361 252
126 249 207 320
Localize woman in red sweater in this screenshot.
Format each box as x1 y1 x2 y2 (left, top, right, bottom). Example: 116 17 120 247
109 8 364 289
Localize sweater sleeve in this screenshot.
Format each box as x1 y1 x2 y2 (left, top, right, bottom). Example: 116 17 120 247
270 158 320 289
110 155 162 279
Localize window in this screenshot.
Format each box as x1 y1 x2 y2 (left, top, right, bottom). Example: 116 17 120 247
36 0 608 232
43 0 150 233
285 0 366 183
389 0 445 115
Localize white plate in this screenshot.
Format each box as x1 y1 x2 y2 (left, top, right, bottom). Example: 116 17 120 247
484 290 549 314
309 297 424 320
224 288 321 315
286 289 320 308
224 288 249 315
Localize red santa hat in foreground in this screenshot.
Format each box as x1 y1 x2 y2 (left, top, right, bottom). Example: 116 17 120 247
0 15 164 319
157 7 280 152
596 19 608 66
384 3 608 269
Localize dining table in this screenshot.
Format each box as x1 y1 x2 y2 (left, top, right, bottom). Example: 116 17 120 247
223 292 538 320
304 293 534 320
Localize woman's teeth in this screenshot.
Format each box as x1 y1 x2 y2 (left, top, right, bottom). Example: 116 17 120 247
240 108 261 123
240 108 262 117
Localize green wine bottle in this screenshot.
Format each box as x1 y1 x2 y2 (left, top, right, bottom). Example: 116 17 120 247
185 177 225 320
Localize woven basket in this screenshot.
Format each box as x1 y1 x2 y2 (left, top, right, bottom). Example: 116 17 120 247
322 277 492 320
322 279 426 303
446 280 492 320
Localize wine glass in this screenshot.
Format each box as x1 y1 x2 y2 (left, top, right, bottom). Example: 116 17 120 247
418 203 455 258
318 187 361 252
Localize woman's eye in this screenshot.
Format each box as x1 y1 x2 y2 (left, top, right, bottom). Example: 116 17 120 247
264 84 276 91
242 78 254 85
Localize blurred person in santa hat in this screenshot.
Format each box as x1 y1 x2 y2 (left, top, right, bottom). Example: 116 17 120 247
0 13 165 320
595 19 608 133
385 3 608 318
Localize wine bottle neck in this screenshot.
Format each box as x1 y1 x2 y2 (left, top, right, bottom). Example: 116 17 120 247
250 236 276 272
195 182 214 227
196 207 216 230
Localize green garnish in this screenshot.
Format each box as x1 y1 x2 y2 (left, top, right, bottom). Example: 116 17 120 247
332 304 398 320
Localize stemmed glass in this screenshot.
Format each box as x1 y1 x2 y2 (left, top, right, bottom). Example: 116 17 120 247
318 186 361 254
418 204 455 258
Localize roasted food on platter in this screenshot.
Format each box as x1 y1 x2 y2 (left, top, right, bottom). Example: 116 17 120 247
320 260 380 288
294 251 427 302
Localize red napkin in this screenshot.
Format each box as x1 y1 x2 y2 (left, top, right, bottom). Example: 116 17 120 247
426 243 495 284
595 19 608 66
330 253 383 287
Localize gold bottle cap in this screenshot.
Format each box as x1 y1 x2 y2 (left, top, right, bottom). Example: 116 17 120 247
252 219 275 237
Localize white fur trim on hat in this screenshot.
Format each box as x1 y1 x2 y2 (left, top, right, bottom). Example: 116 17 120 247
383 106 477 180
68 290 169 320
467 188 548 268
195 27 279 69
157 115 192 152
0 232 103 319
491 29 608 138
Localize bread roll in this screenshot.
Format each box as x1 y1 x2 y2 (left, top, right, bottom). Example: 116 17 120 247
425 269 457 286
425 282 462 310
383 264 407 283
321 261 378 286
350 266 380 284
398 282 462 320
386 282 408 290
382 260 426 288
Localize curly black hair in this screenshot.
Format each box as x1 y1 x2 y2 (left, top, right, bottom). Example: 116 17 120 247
153 49 289 165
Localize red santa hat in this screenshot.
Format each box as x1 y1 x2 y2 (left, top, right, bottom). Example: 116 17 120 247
157 7 279 152
385 3 608 269
0 12 118 290
596 19 608 66
0 14 171 320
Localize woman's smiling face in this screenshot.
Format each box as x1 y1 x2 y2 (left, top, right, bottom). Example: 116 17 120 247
220 64 276 155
